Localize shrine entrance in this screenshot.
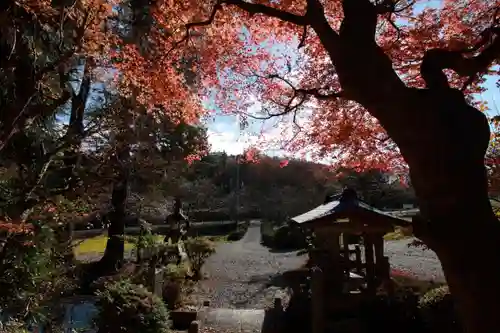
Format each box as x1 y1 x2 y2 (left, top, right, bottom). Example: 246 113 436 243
291 188 412 333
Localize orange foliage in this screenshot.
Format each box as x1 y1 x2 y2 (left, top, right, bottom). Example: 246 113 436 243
0 222 34 235
141 0 499 172
21 1 498 171
19 0 207 126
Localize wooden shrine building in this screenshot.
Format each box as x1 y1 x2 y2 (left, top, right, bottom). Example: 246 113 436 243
291 188 412 333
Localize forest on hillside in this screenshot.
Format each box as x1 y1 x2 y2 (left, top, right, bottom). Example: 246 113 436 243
116 151 418 224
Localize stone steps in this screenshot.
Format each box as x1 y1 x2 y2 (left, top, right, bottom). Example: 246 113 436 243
198 308 267 333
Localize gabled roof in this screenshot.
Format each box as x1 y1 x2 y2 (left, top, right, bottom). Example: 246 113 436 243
291 188 411 227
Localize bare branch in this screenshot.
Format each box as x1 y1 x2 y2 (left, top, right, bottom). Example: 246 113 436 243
266 74 344 100
167 2 223 55
242 72 343 124
298 25 308 49
375 0 417 15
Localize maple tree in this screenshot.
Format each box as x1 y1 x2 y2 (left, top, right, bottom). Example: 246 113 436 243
134 0 500 331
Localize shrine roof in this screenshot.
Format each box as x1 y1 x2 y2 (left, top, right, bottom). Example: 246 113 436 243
291 188 411 227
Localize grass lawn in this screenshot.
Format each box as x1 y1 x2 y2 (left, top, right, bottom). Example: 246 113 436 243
73 234 228 256
384 226 413 241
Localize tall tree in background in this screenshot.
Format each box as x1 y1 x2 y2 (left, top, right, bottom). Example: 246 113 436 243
337 168 416 209
138 1 500 331
0 0 111 221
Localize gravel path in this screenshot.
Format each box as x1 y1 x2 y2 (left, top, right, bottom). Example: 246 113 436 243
385 238 445 282
187 221 307 309
187 232 445 309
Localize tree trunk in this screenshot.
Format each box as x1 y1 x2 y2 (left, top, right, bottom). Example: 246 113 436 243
407 109 500 332
305 2 500 330
100 178 127 271
100 142 130 271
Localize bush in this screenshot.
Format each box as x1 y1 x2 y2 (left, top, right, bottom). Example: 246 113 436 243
260 221 307 250
227 229 245 241
185 238 215 279
419 285 462 332
187 221 237 237
188 209 260 222
0 222 75 327
161 264 190 310
94 279 171 333
227 222 249 241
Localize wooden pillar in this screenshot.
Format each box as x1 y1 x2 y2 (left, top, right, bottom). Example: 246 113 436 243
330 232 341 257
330 232 343 293
364 235 375 294
342 233 350 259
373 234 384 281
311 267 325 333
354 246 362 274
380 256 394 296
315 228 342 294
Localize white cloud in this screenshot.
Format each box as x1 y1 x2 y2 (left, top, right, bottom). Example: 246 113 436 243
207 128 260 155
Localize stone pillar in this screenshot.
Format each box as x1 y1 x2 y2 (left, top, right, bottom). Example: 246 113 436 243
311 267 325 333
188 321 199 333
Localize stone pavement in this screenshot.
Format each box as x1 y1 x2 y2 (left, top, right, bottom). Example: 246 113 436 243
198 308 281 333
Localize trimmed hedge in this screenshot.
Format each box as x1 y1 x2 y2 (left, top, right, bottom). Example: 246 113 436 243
227 222 249 241
419 285 462 332
260 221 307 250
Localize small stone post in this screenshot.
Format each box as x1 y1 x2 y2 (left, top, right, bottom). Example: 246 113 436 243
188 320 199 333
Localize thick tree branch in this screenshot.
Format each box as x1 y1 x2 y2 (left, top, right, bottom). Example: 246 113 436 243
421 26 500 90
224 0 307 26
173 0 316 54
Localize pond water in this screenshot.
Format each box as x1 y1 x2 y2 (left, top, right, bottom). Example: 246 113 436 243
24 297 97 333
58 298 97 333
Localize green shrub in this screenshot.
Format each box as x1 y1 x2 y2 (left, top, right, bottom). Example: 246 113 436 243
185 238 215 279
227 222 249 241
0 222 75 326
94 279 171 333
227 229 245 241
161 264 189 310
260 221 306 250
273 225 306 249
419 285 462 332
188 209 260 222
